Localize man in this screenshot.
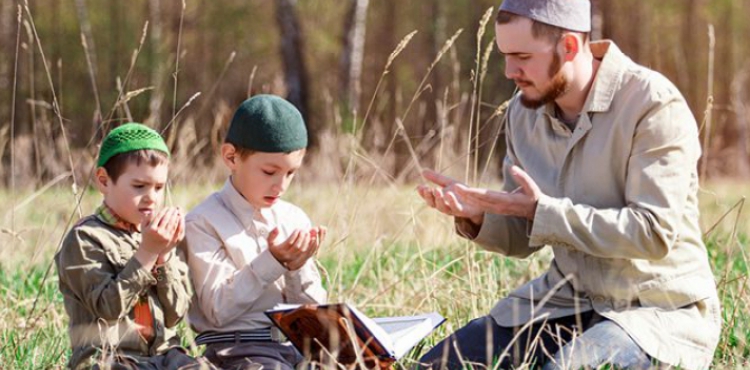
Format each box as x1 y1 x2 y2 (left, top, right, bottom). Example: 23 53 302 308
416 0 721 369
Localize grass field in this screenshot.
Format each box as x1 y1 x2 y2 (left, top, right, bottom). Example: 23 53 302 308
0 180 747 369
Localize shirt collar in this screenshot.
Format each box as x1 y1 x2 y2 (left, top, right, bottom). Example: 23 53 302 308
218 178 269 228
538 40 628 117
583 40 629 113
96 202 138 233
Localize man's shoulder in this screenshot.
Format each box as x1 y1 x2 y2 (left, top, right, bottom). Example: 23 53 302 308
621 62 684 104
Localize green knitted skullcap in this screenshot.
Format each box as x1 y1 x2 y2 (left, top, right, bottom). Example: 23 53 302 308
97 123 170 167
226 94 308 153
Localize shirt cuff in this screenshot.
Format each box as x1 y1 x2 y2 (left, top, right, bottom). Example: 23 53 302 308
529 194 563 247
249 249 287 284
455 216 483 240
120 257 158 293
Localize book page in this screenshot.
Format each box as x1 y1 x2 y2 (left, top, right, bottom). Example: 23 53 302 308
372 313 445 359
347 305 396 356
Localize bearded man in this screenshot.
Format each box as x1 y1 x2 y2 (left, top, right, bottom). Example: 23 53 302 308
415 0 721 369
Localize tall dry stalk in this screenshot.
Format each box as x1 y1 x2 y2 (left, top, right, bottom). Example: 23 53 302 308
22 1 80 209
103 21 150 128
465 7 494 184
167 0 186 149
700 24 715 182
392 28 463 182
10 5 21 261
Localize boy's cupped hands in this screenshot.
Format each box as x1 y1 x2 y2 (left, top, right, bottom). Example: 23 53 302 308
138 207 185 263
268 226 326 271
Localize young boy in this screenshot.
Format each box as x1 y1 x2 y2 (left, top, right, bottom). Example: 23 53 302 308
55 123 205 369
184 94 327 370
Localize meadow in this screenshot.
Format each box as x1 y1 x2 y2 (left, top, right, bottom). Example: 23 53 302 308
0 3 748 369
0 177 747 369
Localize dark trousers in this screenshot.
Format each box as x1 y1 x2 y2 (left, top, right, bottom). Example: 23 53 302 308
416 311 652 370
203 341 303 370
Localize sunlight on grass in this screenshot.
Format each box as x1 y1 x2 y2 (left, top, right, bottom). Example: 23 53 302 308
0 181 747 368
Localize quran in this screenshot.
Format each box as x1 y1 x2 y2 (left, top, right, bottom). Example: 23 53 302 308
265 303 445 368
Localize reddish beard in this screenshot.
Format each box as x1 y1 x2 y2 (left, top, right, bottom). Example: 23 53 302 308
520 52 569 109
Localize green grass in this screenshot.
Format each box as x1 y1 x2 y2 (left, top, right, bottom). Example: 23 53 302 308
0 182 748 369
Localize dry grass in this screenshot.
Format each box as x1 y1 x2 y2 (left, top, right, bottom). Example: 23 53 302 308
1 4 748 369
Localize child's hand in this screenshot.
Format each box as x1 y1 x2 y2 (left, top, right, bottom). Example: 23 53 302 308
141 207 183 256
309 226 327 253
267 226 325 270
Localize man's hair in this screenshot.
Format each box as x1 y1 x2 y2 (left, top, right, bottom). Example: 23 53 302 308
103 149 169 183
496 10 589 44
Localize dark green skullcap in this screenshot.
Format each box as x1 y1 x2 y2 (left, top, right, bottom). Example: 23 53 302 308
97 123 170 167
226 94 308 153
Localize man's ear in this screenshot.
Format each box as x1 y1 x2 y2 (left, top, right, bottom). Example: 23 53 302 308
95 167 110 194
220 143 238 171
562 34 579 61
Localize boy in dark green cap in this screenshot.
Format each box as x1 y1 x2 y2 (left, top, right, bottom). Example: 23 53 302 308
55 123 210 369
184 95 327 370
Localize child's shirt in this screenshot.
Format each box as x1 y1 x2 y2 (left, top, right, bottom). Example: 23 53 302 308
184 180 327 334
55 206 192 369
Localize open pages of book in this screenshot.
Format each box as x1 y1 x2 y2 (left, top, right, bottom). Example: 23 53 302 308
265 303 445 363
372 312 445 359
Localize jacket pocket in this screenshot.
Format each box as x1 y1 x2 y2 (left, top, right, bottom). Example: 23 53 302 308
637 273 716 310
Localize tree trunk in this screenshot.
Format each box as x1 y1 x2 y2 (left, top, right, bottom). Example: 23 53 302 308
0 0 14 125
275 0 310 126
682 0 705 113
590 0 603 41
339 0 369 116
147 0 167 128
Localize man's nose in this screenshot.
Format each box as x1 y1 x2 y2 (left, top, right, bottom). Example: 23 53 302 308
504 60 521 79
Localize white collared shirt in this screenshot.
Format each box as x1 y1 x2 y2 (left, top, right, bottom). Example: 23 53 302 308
184 180 326 333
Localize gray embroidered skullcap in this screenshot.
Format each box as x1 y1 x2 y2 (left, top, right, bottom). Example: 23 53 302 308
499 0 591 33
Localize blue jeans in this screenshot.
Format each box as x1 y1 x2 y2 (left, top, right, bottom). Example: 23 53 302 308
416 312 653 370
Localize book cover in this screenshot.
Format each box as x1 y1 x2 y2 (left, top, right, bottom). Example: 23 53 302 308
265 303 445 368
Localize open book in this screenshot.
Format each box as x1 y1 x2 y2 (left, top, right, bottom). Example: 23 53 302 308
265 303 445 368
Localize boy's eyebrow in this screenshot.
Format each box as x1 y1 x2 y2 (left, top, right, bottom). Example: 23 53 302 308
498 51 530 56
131 178 165 185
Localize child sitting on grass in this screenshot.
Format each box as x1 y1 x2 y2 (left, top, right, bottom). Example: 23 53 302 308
183 94 327 370
55 123 209 369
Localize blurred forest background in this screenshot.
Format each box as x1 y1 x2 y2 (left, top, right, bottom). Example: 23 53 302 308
0 0 748 188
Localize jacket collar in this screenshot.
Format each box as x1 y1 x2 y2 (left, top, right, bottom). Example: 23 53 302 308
96 202 138 233
583 40 629 113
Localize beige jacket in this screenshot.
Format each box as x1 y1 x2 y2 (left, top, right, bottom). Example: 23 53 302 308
459 41 721 370
56 216 191 369
184 180 326 334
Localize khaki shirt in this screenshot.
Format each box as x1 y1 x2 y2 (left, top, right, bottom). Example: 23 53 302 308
460 41 721 370
184 180 326 334
55 216 191 369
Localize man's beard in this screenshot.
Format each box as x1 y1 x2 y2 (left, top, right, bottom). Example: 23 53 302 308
519 52 569 109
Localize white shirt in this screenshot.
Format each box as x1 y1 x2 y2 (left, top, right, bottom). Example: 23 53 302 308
184 180 326 333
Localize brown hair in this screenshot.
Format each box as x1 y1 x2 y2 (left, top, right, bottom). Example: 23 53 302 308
103 149 169 183
496 10 589 44
223 140 257 160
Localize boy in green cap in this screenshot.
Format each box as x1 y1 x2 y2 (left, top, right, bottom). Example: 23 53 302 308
55 123 209 369
183 94 327 370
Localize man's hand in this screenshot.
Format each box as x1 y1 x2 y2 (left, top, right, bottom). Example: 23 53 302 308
455 165 542 221
417 170 485 225
268 226 326 271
